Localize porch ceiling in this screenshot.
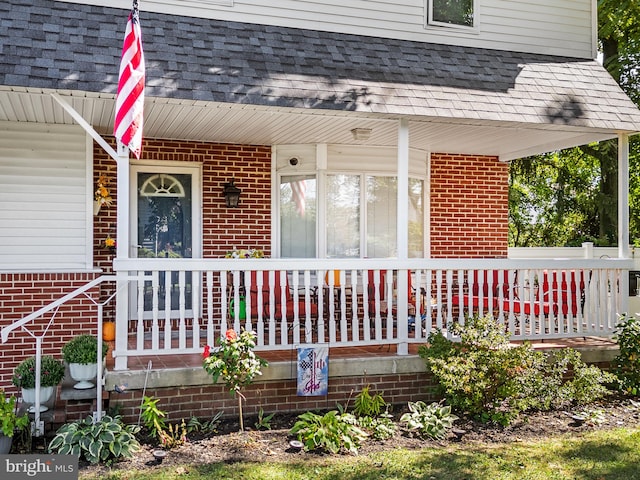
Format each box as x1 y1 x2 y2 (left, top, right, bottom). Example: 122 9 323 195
0 87 618 161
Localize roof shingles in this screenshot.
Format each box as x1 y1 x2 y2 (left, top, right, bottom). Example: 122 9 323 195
2 0 640 131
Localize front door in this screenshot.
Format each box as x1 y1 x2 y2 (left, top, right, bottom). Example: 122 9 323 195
131 162 202 319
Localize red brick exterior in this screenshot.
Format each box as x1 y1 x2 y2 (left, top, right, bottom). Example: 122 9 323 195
0 143 510 424
0 273 101 396
104 372 439 426
430 153 509 258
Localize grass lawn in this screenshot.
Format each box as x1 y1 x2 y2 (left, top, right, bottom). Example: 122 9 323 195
82 427 640 480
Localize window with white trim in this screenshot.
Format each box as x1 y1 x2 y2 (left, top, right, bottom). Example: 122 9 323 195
427 0 476 29
279 173 424 259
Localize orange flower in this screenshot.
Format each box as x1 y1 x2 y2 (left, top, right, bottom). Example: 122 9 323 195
105 236 116 248
225 329 237 341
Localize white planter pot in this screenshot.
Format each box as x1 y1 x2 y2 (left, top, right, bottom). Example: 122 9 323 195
21 386 54 413
93 200 101 215
0 434 12 454
69 363 97 390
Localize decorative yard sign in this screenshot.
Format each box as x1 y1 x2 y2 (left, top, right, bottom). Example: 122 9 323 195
296 346 328 396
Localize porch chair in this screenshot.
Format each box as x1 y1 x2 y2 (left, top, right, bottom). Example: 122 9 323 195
366 270 427 331
247 270 318 322
452 269 513 313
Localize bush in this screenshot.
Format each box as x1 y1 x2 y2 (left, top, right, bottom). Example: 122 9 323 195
419 314 614 425
290 409 368 454
12 355 65 389
400 401 458 440
352 385 397 440
62 335 108 364
614 314 640 395
48 415 141 465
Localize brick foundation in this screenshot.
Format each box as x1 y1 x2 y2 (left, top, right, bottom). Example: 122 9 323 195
99 371 439 426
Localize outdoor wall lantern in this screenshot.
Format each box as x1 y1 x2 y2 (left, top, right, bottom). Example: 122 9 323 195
223 179 241 208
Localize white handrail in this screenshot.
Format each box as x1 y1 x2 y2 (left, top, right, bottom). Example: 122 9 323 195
0 275 137 435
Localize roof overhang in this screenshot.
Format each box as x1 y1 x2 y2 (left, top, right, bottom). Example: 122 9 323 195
0 86 624 162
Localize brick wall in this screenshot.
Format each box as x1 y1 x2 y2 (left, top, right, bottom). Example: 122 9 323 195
93 138 273 261
0 273 101 394
98 372 439 426
430 153 509 258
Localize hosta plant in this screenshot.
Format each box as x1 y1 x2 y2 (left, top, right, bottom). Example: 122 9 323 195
48 415 141 465
290 409 368 454
400 401 458 440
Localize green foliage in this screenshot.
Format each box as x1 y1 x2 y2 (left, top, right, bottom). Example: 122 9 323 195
186 412 222 435
572 408 606 426
614 314 640 395
140 396 188 449
254 408 275 430
350 385 397 440
12 355 65 388
203 329 268 431
353 385 387 418
61 335 108 364
356 413 397 441
419 315 614 425
400 401 458 440
0 390 29 437
140 396 166 440
290 410 368 454
202 329 268 395
48 415 141 465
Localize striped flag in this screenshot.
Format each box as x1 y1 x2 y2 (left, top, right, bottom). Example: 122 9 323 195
291 179 306 216
114 0 145 159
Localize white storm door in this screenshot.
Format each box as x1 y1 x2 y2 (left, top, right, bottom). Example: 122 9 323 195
130 163 202 319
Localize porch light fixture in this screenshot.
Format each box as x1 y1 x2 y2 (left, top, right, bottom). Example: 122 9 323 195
223 179 241 208
351 127 372 140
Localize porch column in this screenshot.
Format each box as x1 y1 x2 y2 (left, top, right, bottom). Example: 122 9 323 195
114 144 131 370
619 133 630 315
397 118 409 355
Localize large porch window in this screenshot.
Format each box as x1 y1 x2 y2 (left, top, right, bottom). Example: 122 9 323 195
279 173 424 258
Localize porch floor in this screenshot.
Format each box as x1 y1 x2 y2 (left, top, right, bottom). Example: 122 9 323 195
106 336 618 372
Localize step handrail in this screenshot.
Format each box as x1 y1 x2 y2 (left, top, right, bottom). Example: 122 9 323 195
0 274 138 436
1 275 117 343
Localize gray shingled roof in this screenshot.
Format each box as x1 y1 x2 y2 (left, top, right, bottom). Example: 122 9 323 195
2 0 640 132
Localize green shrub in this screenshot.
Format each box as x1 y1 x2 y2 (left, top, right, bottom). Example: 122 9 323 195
400 401 458 440
419 314 614 425
290 409 368 454
48 415 140 465
62 335 108 364
140 396 166 440
353 385 387 418
12 355 65 389
614 314 640 395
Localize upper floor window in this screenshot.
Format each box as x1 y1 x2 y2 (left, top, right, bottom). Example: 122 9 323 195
427 0 476 29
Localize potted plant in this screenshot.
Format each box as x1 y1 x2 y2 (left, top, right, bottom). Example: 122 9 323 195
0 390 29 454
12 355 65 412
61 335 108 390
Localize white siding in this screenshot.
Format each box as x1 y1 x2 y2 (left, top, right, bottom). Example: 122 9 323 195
62 0 595 58
0 123 90 271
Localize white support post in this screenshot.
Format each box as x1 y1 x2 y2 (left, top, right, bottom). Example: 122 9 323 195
619 133 630 315
397 118 410 355
114 143 131 370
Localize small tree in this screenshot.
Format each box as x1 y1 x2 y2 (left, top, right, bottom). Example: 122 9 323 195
202 329 267 431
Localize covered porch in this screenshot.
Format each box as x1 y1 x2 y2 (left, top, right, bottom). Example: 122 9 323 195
109 256 631 370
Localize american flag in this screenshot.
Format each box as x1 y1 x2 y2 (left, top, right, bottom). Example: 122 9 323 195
114 0 145 159
291 179 306 217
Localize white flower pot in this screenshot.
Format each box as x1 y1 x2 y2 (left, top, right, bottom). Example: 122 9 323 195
93 200 101 215
69 363 97 390
21 386 54 413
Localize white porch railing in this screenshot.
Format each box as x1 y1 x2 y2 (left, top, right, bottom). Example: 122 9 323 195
111 257 632 369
